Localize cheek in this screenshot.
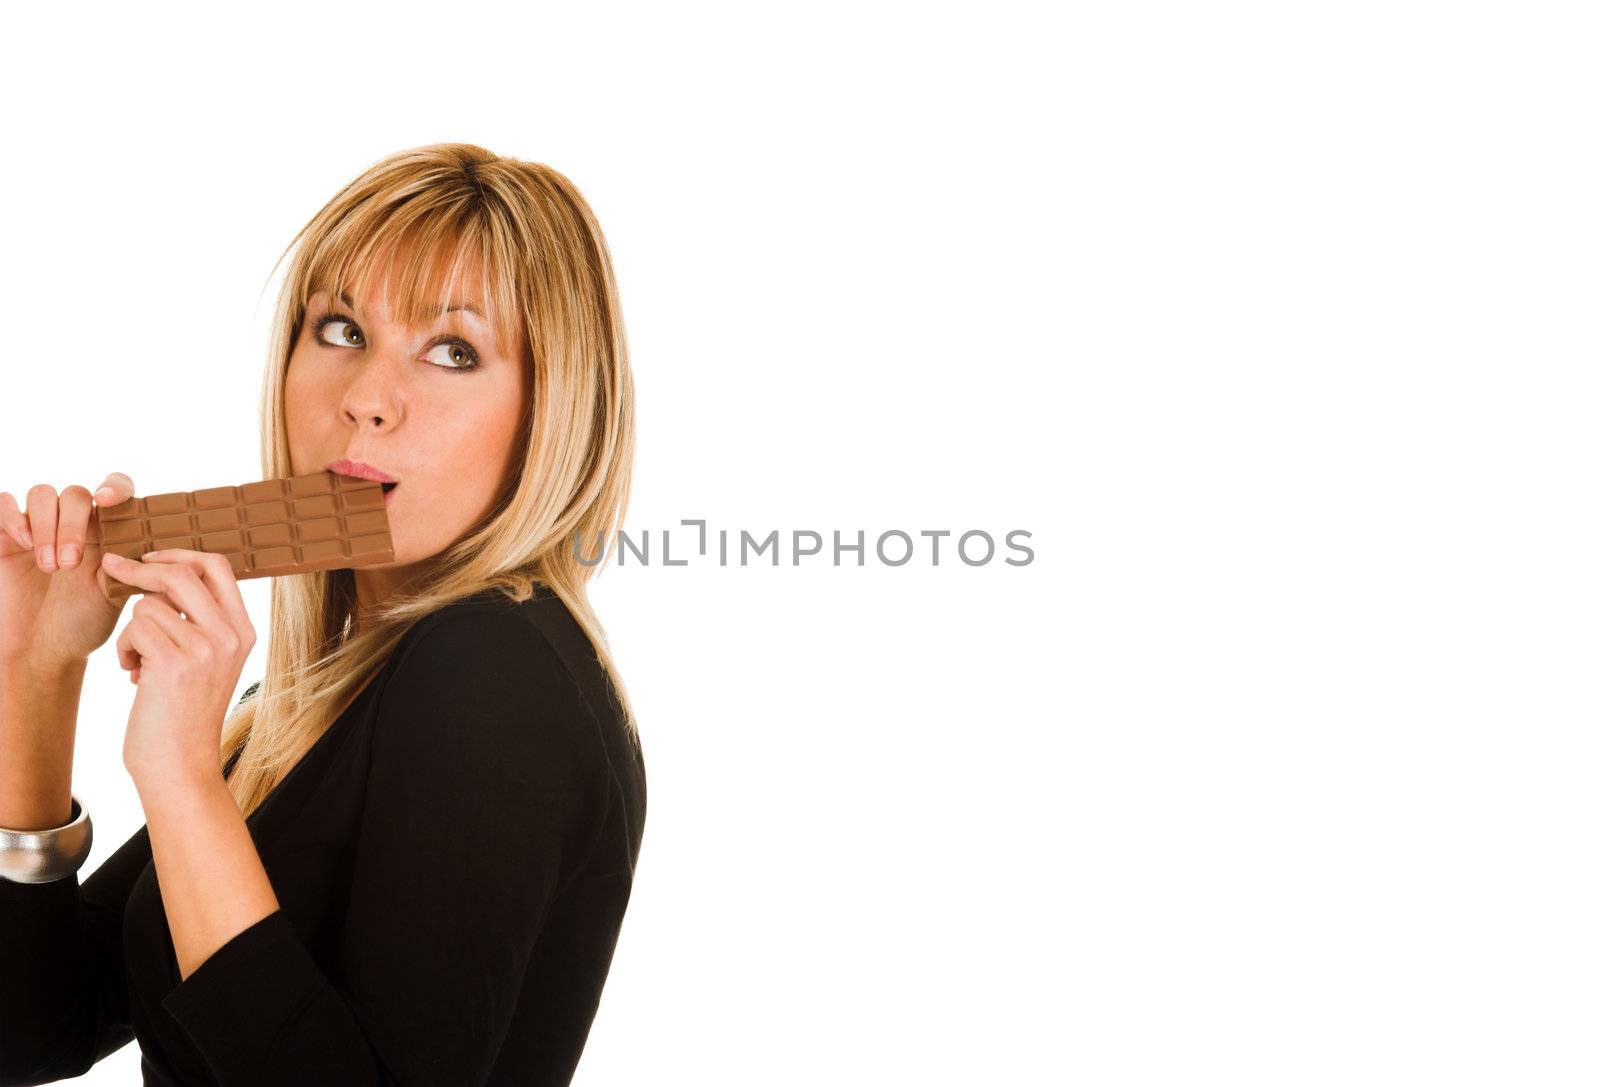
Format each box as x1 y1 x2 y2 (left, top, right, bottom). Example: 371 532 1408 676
482 396 528 472
429 396 527 500
283 358 335 457
285 351 311 406
283 368 311 433
285 352 342 415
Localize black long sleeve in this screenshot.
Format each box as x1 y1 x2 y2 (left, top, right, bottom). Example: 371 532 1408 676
0 819 150 1084
155 604 608 1085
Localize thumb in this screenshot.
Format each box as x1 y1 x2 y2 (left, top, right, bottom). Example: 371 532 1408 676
93 472 136 508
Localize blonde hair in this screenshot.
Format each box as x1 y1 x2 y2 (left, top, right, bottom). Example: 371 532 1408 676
220 143 638 819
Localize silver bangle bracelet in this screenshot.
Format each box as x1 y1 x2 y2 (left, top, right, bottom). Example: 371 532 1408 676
0 795 93 885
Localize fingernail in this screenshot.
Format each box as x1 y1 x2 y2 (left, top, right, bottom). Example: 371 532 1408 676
94 488 112 502
39 545 55 570
19 529 31 548
59 545 79 568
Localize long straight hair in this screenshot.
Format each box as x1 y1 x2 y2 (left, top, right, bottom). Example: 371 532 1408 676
220 143 638 819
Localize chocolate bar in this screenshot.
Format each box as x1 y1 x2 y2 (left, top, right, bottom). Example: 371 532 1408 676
95 471 394 603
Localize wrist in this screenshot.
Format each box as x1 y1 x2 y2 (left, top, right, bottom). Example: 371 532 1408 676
2 651 88 685
129 753 224 797
132 764 233 833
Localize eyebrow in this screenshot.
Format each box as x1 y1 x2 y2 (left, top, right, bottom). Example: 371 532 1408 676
332 290 485 320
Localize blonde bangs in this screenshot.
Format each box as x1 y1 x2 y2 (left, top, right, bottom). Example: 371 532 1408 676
295 196 526 367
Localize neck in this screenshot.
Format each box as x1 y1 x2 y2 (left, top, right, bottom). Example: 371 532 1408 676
350 562 429 636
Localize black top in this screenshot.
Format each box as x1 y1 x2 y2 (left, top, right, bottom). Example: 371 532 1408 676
0 585 647 1086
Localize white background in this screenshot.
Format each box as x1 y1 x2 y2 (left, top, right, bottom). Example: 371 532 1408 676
0 2 1593 1084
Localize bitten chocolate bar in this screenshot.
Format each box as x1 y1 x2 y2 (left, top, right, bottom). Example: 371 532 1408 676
95 471 394 603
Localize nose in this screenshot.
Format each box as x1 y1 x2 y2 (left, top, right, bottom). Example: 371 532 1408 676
337 351 406 433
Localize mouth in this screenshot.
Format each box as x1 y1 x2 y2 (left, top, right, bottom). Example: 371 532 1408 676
325 459 398 487
380 481 399 503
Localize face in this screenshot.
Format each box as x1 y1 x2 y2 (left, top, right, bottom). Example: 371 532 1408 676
285 258 528 608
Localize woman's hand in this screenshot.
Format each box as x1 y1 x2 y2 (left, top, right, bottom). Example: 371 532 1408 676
0 473 138 667
101 548 256 784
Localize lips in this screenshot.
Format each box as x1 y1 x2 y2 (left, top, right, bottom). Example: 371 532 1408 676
326 459 398 493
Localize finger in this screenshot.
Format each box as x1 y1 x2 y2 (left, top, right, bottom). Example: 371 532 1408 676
24 485 59 571
99 556 174 607
98 560 136 606
117 621 174 678
138 550 251 638
116 601 170 671
92 472 136 508
0 492 31 554
131 595 202 655
118 607 181 673
116 619 136 672
103 552 228 633
55 486 93 571
98 568 176 610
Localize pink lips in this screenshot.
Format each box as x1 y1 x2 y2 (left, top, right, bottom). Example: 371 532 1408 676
326 459 397 484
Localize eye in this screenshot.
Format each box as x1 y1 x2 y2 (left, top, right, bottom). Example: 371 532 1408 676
422 340 481 372
313 314 364 348
310 312 481 374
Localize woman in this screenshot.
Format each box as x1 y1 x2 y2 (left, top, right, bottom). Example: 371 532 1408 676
0 143 646 1086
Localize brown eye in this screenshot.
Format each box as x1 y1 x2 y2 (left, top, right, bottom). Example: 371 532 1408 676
422 339 482 373
315 317 364 347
